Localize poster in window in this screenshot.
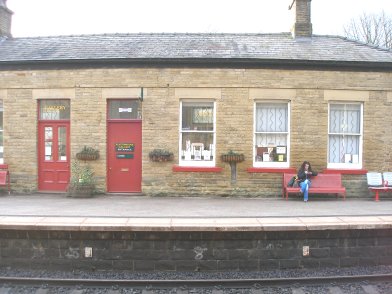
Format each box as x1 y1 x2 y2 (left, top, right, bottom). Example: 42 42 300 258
276 146 286 154
203 150 211 161
257 147 268 156
194 149 202 160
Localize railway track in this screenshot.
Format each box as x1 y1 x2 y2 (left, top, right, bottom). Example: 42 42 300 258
0 273 391 293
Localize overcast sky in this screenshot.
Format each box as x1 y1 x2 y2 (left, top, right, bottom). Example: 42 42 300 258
6 0 392 37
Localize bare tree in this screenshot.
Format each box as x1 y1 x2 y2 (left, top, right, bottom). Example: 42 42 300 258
344 11 392 49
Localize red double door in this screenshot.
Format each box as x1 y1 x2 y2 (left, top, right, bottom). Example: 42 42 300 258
38 101 142 193
38 122 70 191
107 121 142 193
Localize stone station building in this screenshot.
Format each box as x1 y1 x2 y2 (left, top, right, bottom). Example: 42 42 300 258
0 0 391 197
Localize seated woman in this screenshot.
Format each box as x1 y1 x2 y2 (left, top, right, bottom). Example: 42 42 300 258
297 161 318 202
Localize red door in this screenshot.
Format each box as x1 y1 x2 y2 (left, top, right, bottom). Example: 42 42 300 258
107 121 142 192
38 122 70 191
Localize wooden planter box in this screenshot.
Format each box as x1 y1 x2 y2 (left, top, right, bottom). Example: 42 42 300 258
221 154 245 163
67 184 95 198
76 153 99 161
149 154 174 162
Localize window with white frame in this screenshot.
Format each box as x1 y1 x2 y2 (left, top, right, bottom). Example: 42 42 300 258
179 101 215 167
254 102 290 167
328 103 363 168
0 100 3 164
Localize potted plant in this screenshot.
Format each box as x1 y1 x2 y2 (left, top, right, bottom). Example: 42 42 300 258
67 161 96 197
149 149 174 162
76 146 100 161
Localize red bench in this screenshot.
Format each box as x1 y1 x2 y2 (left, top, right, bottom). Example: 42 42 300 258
282 173 346 200
0 164 10 195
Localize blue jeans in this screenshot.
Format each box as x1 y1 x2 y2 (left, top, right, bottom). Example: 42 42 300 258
300 179 311 201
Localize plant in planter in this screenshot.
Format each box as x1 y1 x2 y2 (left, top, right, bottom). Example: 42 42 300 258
221 150 245 183
221 150 245 163
149 149 174 162
67 161 96 198
76 146 100 161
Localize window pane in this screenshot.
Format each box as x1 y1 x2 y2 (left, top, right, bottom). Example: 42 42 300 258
0 108 3 131
0 132 3 164
255 103 288 163
256 103 288 133
329 135 360 163
0 100 3 164
108 100 141 119
45 127 53 161
182 102 213 131
329 104 360 134
58 127 67 161
40 100 70 120
255 134 287 162
181 133 214 161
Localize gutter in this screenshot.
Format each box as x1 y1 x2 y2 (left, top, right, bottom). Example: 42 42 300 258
0 58 391 72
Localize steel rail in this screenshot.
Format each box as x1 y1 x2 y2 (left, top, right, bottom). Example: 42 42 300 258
0 273 391 288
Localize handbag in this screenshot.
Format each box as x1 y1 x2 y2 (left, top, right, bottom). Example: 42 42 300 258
287 176 298 187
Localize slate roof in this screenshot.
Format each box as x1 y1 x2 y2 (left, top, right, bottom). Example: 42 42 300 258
0 33 391 68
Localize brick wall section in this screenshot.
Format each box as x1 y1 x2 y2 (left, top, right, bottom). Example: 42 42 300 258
364 91 392 169
72 88 107 191
291 89 328 169
143 87 179 195
0 68 391 196
4 89 37 192
0 229 391 271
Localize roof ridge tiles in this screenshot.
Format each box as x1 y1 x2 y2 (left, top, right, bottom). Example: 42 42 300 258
9 32 293 40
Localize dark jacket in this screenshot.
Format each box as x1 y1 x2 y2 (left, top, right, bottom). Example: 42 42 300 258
297 170 318 182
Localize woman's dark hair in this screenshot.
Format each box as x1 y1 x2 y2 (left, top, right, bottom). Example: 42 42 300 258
299 161 312 173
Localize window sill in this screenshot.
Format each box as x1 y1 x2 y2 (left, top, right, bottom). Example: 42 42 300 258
247 167 296 173
172 165 223 173
323 169 368 175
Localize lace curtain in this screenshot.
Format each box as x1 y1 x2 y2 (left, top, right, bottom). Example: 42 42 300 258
255 103 288 147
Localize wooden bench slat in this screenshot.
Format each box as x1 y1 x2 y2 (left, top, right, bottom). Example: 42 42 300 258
0 169 10 194
0 171 7 185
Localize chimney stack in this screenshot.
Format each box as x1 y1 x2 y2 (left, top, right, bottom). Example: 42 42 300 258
291 0 312 38
0 0 13 38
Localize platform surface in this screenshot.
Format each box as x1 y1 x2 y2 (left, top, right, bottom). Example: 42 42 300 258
0 194 391 231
